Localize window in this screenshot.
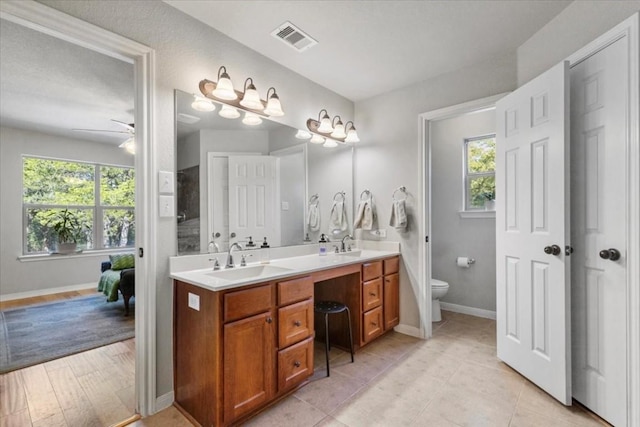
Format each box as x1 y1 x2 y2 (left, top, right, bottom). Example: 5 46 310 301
464 135 496 211
23 157 135 254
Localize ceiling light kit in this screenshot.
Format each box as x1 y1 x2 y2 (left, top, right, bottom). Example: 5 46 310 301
301 109 360 146
198 66 285 126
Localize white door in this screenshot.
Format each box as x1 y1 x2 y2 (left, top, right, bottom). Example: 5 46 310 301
496 61 572 404
228 156 278 246
570 36 628 426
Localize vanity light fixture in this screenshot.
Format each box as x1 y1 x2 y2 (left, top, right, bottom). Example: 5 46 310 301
295 129 312 139
306 109 360 144
263 87 285 116
323 139 338 148
310 134 325 144
191 94 216 112
210 66 237 100
242 111 263 126
239 78 264 110
219 104 240 119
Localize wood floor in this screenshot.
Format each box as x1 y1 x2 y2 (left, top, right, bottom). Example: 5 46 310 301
0 291 136 427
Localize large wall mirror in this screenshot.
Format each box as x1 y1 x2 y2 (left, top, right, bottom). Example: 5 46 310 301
175 90 354 255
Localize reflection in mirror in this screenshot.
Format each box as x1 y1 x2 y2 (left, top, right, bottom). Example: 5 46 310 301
175 90 354 255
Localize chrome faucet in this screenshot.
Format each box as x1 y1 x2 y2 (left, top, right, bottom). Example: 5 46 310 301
226 242 243 268
340 235 353 252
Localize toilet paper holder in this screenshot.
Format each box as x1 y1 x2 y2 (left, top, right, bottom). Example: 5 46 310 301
455 257 476 266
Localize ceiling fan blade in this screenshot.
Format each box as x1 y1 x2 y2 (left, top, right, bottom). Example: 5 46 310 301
111 119 135 131
72 128 131 134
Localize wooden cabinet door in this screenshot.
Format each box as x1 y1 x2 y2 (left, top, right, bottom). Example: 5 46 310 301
278 336 314 391
362 306 384 342
223 310 276 423
362 278 383 312
278 299 313 348
383 273 399 330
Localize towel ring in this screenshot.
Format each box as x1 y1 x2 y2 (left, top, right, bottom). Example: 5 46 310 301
392 186 407 201
309 194 319 204
333 191 346 202
359 189 371 201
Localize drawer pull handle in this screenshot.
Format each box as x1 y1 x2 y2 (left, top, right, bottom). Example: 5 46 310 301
266 317 273 324
294 361 301 367
294 320 302 327
369 292 376 296
371 322 378 326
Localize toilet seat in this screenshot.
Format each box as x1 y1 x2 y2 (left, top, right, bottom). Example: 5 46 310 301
431 278 449 288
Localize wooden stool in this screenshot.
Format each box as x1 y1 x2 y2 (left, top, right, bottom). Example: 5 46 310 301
314 301 354 377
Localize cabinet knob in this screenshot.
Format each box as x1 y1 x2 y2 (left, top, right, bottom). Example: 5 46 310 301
294 320 301 327
266 317 273 324
294 361 301 368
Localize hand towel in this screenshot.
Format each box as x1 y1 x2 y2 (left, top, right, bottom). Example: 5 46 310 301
389 200 407 230
307 202 320 231
329 200 348 231
354 200 374 230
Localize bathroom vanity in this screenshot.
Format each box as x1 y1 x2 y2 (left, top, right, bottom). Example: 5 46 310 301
171 250 400 426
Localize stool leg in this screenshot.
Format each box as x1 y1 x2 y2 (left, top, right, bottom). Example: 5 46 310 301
345 307 354 363
324 312 331 377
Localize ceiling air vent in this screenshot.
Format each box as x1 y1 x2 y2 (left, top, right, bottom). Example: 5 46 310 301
271 21 317 52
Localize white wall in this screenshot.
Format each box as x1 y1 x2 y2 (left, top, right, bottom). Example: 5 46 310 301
517 1 640 85
354 53 517 329
36 0 353 397
0 126 134 296
430 110 496 312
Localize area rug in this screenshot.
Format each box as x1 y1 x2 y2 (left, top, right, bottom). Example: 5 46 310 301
0 293 134 373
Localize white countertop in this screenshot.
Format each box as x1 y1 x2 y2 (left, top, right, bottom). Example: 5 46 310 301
170 248 400 292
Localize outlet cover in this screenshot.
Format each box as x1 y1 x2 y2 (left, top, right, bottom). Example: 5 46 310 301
370 229 387 238
188 292 200 311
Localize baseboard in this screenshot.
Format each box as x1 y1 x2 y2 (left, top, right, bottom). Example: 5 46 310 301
440 302 496 320
393 323 423 339
0 283 96 302
155 391 174 413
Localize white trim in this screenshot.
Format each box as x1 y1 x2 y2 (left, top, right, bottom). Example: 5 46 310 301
418 93 509 341
566 13 639 427
440 302 496 320
0 0 157 417
18 249 135 262
155 391 174 413
458 210 496 219
393 323 423 339
0 283 96 302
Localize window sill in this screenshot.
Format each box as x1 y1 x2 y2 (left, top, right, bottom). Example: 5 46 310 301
458 210 496 219
18 248 135 262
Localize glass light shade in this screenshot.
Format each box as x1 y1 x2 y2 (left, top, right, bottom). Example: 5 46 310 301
242 111 262 126
330 122 346 139
310 134 325 144
211 76 237 100
240 86 264 110
119 137 135 154
191 96 216 112
344 128 360 143
219 104 240 119
317 116 333 133
264 95 284 116
323 139 338 148
295 129 312 139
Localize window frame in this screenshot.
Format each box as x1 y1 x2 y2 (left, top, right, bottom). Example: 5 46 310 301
463 134 496 212
22 155 134 255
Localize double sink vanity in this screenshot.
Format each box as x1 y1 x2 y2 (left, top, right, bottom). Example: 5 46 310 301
170 244 401 426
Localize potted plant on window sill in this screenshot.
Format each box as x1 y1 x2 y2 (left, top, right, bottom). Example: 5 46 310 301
45 208 84 254
483 192 496 211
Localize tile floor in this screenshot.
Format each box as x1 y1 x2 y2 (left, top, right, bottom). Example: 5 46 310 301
132 310 609 427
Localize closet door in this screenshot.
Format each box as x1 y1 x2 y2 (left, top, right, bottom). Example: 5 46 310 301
496 61 572 405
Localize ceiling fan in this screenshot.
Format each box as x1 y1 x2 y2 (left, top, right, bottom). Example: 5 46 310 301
72 119 136 154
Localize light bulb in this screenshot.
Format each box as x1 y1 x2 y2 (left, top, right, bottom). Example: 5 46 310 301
211 75 237 100
240 79 264 110
345 128 360 143
191 95 215 112
218 104 240 119
323 139 338 148
310 134 325 144
242 111 262 126
317 114 333 133
264 92 284 116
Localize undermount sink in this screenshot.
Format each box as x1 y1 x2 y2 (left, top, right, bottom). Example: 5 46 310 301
205 265 292 281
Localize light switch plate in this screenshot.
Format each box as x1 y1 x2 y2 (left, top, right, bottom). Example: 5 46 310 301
188 292 200 311
281 201 289 211
158 171 174 194
159 195 175 217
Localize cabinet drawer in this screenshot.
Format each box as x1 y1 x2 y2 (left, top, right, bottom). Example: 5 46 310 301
278 336 314 391
362 261 383 282
362 306 384 342
384 257 399 275
224 284 274 323
362 278 383 312
278 276 313 306
278 299 313 348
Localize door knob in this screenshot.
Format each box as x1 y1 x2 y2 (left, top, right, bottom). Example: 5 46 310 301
544 245 561 256
599 248 621 261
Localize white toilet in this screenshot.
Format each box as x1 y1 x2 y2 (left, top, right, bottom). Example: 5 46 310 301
431 279 450 322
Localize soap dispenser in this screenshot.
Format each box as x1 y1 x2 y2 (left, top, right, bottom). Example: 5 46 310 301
260 237 270 264
319 234 328 256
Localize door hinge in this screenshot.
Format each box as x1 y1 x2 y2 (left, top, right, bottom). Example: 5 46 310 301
425 236 429 243
138 247 144 258
565 245 573 256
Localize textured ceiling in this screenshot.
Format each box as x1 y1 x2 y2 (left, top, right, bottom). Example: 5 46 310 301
165 0 571 101
0 19 134 145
